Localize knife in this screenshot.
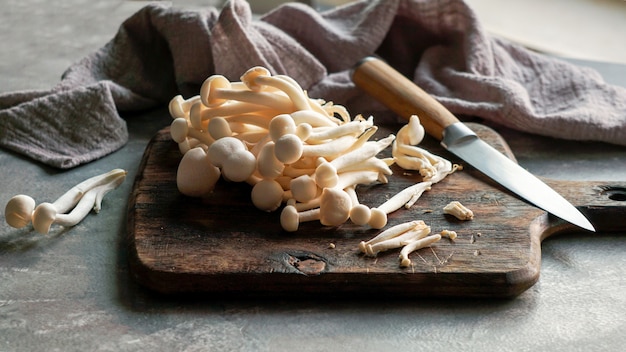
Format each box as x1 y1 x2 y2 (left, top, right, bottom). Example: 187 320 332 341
352 56 595 232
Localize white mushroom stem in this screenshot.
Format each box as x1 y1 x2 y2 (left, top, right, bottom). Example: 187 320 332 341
168 95 201 119
330 134 394 170
170 118 215 147
393 141 458 183
358 220 423 253
52 168 127 214
399 234 442 268
366 223 432 257
225 113 272 130
293 197 321 212
322 102 352 124
338 157 394 176
274 74 329 115
314 135 395 188
211 88 294 112
443 201 474 220
290 110 337 127
282 134 356 160
335 170 386 190
253 75 311 111
379 181 432 213
31 173 126 235
192 101 280 130
340 125 379 155
280 203 321 232
367 182 432 229
306 117 373 142
93 172 127 213
282 165 315 178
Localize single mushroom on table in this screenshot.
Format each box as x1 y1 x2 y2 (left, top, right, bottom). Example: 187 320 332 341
4 169 127 234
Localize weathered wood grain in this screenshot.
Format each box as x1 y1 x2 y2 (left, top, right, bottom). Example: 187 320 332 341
127 123 625 298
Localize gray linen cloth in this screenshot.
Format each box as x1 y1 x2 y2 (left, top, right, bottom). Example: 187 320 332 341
1 0 625 169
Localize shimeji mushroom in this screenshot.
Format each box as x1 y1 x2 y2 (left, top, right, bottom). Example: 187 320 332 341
289 175 318 203
443 201 474 220
367 181 433 229
398 234 442 268
366 224 432 257
278 174 382 232
4 194 36 229
168 66 415 233
251 179 287 212
32 175 125 235
177 147 221 197
358 220 422 253
345 186 371 226
169 95 201 119
313 134 395 189
4 169 126 230
392 114 460 184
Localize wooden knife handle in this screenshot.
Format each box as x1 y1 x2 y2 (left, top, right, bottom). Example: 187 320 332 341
352 57 459 141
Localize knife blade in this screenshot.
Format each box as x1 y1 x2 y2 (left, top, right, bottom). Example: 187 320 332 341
352 56 595 232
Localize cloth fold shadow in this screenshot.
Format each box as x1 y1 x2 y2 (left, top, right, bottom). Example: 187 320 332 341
1 0 624 169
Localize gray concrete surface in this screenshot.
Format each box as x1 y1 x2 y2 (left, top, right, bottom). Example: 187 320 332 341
1 1 626 351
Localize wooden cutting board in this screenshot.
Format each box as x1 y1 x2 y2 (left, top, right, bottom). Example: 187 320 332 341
127 123 625 298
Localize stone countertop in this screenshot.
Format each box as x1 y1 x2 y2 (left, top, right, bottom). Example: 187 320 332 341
1 1 626 351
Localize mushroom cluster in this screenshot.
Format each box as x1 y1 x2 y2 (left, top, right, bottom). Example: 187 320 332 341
392 115 461 184
4 169 127 234
168 66 396 232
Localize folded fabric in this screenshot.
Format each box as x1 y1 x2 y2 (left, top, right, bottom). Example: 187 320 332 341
1 0 625 169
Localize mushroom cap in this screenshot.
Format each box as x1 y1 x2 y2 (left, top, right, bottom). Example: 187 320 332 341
313 161 338 189
256 142 285 179
274 134 303 165
221 150 256 182
189 101 207 130
208 136 246 168
240 66 271 92
295 123 312 141
251 179 284 212
268 114 296 142
168 95 186 119
349 204 371 226
319 187 351 227
170 118 190 144
4 194 36 228
208 116 233 140
200 75 231 107
280 205 299 232
368 208 387 229
32 202 58 234
290 175 318 203
176 147 221 197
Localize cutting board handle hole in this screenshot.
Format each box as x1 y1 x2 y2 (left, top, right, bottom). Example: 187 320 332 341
601 186 626 201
